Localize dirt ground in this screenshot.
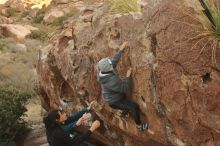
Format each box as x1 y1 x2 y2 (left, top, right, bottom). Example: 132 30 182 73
23 97 48 146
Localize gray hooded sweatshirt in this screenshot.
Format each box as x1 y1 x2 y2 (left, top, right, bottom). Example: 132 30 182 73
97 50 131 105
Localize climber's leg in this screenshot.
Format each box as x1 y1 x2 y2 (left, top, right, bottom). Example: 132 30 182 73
110 99 152 132
109 99 141 125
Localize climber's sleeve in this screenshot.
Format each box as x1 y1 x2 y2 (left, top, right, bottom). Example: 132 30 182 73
61 122 77 131
67 108 89 123
111 50 122 68
62 108 89 131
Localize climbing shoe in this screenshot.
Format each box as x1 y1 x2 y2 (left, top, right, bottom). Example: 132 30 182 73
137 123 149 131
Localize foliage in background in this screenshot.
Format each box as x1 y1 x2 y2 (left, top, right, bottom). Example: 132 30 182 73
6 8 17 17
39 143 49 146
51 8 78 26
33 6 49 23
0 38 39 94
30 29 49 41
0 41 5 51
33 15 44 23
51 15 69 26
29 25 56 41
0 86 31 146
178 0 220 67
21 11 29 18
196 0 220 67
109 0 140 14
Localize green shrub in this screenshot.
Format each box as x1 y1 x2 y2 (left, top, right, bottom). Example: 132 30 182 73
0 39 38 94
0 41 5 51
30 29 49 41
51 9 78 26
176 0 220 67
181 0 220 67
33 6 49 23
197 0 220 67
52 15 68 26
33 15 44 23
109 0 140 14
0 86 31 146
0 34 4 39
21 11 29 18
6 8 17 17
40 143 49 146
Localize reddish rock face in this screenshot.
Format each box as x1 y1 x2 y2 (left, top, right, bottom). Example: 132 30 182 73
37 0 220 145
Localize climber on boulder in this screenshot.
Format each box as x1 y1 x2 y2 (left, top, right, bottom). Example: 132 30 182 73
62 101 97 132
43 101 100 146
97 42 153 133
49 100 96 132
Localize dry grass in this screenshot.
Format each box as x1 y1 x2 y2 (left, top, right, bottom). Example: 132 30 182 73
0 38 39 94
196 0 220 67
177 0 220 68
109 0 140 14
173 0 220 68
51 8 78 26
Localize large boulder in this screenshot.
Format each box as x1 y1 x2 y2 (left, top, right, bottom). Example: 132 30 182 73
0 24 38 41
37 0 220 145
0 0 24 17
0 16 13 24
8 0 24 12
43 9 65 24
0 4 4 11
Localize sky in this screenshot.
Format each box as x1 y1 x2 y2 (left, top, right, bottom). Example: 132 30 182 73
0 0 8 4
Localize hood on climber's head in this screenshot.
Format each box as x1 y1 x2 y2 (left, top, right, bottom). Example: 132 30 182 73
98 58 113 73
43 110 59 129
43 109 67 129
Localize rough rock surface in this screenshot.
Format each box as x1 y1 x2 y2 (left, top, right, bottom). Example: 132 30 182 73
43 8 65 24
0 24 38 41
37 0 220 145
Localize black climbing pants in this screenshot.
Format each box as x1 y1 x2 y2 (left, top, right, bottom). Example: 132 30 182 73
109 99 141 125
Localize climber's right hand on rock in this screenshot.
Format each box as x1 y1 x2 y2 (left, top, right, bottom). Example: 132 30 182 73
89 120 100 132
82 113 92 121
76 117 84 126
119 41 127 52
126 67 132 77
